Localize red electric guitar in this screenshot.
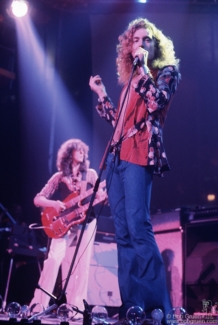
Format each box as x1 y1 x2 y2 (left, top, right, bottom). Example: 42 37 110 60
41 180 106 239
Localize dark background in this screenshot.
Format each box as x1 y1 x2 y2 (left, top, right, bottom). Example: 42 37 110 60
0 0 218 225
0 0 218 314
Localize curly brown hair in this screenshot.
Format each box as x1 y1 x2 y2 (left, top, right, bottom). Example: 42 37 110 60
56 139 89 176
116 18 180 85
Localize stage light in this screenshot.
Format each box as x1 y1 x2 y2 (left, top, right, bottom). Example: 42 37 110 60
20 305 30 319
11 0 29 18
29 303 45 320
57 304 74 323
207 194 216 201
168 307 186 324
92 305 108 324
6 301 21 320
151 309 163 325
126 306 145 325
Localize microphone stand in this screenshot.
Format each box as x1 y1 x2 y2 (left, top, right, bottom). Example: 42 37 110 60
30 62 137 323
98 61 138 171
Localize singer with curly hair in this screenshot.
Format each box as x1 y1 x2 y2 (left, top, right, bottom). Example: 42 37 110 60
89 17 181 324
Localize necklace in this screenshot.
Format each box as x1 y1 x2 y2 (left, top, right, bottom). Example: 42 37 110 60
71 171 81 193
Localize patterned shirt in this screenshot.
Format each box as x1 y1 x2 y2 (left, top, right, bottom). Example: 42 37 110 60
36 168 98 200
96 65 181 176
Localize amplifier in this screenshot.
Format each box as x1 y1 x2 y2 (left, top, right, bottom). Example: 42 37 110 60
184 220 218 314
151 210 181 233
87 239 121 307
151 210 183 308
181 206 218 224
96 215 115 234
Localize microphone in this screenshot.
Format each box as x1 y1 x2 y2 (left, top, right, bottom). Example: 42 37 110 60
133 46 144 66
133 56 140 66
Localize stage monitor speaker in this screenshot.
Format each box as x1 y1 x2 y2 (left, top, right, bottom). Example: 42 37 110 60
151 211 183 308
184 220 218 314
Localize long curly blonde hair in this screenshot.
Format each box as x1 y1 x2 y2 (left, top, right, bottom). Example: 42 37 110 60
116 18 180 85
56 139 89 176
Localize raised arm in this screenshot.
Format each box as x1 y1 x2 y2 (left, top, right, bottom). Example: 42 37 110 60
89 75 117 126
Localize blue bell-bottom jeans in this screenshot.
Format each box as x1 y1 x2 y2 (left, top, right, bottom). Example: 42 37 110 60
106 152 172 321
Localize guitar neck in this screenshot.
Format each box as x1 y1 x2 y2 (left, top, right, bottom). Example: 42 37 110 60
67 180 106 207
72 194 106 216
41 180 107 239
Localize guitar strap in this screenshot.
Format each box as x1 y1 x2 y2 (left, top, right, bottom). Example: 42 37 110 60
80 171 87 195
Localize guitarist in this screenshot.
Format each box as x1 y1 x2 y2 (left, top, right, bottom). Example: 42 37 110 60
30 138 103 313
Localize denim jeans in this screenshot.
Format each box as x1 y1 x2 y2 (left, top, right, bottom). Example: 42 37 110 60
106 152 172 321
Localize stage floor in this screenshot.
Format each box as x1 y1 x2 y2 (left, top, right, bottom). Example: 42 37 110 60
1 312 218 325
0 312 118 325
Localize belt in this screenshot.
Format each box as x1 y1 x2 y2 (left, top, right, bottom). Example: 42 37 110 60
109 143 121 155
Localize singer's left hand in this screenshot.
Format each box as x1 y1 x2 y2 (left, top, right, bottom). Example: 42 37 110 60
89 75 107 98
